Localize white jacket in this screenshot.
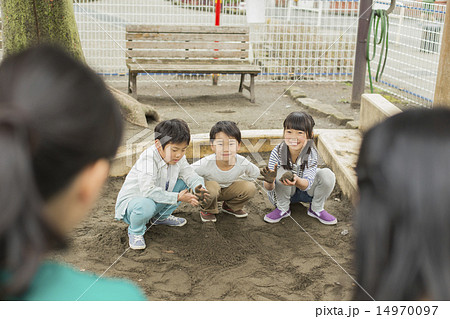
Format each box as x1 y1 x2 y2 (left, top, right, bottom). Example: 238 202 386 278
115 145 204 219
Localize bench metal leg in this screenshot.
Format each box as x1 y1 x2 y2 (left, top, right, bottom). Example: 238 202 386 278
212 74 219 86
130 73 137 99
239 74 245 92
128 72 132 94
240 73 256 103
250 74 255 103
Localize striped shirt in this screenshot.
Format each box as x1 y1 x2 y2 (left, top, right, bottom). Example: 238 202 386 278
268 143 318 191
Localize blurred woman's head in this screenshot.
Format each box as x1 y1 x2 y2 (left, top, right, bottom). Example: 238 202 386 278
355 108 450 300
0 45 123 298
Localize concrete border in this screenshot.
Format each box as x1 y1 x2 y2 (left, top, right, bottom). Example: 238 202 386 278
317 130 361 203
360 93 402 132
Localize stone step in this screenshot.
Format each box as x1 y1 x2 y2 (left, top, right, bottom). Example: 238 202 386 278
296 98 354 126
286 87 307 99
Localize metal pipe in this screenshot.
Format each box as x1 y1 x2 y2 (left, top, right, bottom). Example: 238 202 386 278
351 0 373 109
386 0 396 15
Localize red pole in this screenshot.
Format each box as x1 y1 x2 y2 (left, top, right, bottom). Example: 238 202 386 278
215 0 221 26
213 0 221 85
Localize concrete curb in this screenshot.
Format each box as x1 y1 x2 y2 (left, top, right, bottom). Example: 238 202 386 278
286 86 354 125
296 98 354 126
286 87 307 99
360 94 402 132
317 130 361 204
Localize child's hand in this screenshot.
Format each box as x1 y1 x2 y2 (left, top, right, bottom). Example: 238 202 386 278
193 185 210 205
178 189 199 206
279 171 295 183
258 163 278 183
280 172 298 186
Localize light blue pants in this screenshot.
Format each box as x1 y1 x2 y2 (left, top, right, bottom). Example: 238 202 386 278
123 179 188 235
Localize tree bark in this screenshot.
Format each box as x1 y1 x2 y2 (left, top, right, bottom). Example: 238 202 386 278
1 0 84 61
1 0 158 126
109 87 159 126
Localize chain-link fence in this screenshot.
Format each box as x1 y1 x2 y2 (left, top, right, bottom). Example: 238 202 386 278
73 0 247 82
71 0 359 83
370 0 446 107
0 0 446 106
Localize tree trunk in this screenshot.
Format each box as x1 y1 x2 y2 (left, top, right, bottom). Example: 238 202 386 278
1 0 84 61
109 87 159 126
1 0 158 126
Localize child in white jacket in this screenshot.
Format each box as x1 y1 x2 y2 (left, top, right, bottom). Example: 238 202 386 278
115 119 208 249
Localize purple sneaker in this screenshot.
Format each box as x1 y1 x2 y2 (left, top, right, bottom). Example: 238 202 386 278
264 208 291 223
307 207 337 225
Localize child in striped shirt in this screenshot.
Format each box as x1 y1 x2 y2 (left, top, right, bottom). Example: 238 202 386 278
259 112 337 225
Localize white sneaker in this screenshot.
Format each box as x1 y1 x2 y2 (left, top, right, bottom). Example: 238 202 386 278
128 233 146 250
151 215 187 227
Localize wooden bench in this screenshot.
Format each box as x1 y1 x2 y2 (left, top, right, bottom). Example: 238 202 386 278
125 25 261 103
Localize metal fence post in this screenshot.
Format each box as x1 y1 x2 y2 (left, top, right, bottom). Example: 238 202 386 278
351 0 373 109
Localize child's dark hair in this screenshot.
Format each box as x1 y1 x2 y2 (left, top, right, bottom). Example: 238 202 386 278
355 108 450 300
209 121 241 143
283 111 315 139
278 112 315 170
0 45 123 299
154 119 190 149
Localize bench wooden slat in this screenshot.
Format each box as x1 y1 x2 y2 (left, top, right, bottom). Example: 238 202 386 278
126 33 249 42
127 50 248 59
126 41 249 51
126 25 249 34
126 63 261 74
126 59 252 65
125 24 260 103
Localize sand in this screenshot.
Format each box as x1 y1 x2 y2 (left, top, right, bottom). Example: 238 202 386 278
53 176 356 300
49 81 375 300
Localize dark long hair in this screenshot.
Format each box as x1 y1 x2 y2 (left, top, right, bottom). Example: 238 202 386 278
0 45 123 299
355 108 450 300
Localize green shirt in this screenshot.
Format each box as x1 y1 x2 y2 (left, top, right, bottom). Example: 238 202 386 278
18 261 147 301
